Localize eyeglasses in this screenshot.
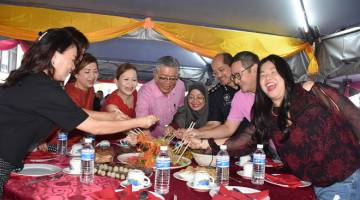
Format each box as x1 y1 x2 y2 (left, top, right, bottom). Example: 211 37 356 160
158 76 178 82
231 64 254 81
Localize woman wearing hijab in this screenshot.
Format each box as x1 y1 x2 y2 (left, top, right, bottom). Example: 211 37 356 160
168 82 209 135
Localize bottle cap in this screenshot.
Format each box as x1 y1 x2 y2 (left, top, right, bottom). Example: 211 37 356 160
257 144 264 149
160 146 168 151
220 145 227 150
84 138 93 144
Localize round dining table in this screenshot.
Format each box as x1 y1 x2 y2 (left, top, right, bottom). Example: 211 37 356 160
4 147 316 200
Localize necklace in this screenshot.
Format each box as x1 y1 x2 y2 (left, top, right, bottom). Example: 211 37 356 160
271 106 278 117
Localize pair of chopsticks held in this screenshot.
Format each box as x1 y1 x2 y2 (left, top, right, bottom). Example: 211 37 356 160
172 122 196 163
129 128 145 136
164 121 195 144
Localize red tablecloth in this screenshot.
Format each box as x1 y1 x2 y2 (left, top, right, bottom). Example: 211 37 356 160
4 154 316 200
160 162 316 200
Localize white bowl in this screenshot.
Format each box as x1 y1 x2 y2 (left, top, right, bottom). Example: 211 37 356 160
191 151 216 167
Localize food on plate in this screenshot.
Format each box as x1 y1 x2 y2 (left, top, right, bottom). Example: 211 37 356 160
178 170 193 181
95 146 114 163
95 163 130 180
177 166 216 181
126 133 191 169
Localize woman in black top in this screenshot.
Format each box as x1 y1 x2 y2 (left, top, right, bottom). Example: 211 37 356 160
0 28 158 197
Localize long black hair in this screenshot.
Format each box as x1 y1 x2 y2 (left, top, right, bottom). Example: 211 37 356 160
63 26 89 51
253 54 295 143
3 28 80 87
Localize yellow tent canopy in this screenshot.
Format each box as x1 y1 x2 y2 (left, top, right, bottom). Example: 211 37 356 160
0 5 318 73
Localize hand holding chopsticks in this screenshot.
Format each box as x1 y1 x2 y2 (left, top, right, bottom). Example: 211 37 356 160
172 122 196 163
172 122 195 152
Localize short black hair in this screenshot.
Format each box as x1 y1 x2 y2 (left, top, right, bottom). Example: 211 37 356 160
216 52 233 66
233 51 260 68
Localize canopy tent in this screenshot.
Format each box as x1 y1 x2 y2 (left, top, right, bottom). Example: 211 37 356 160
0 0 359 83
1 0 359 39
88 29 211 82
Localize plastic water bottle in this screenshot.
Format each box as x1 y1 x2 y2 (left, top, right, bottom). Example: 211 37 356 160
216 145 229 186
252 144 266 185
80 138 95 184
57 131 68 155
85 134 95 146
154 146 170 194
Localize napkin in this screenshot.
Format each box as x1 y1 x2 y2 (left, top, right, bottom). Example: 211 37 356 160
90 187 119 200
265 173 302 188
26 151 57 160
212 185 269 200
90 185 162 200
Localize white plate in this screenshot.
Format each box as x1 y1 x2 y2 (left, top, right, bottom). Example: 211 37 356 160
62 167 81 175
209 186 270 200
173 171 193 182
265 174 312 188
115 189 164 200
17 164 62 177
186 181 216 192
30 157 57 163
120 180 152 191
169 156 192 170
236 170 251 180
235 160 284 168
96 140 110 148
117 153 191 170
117 153 140 165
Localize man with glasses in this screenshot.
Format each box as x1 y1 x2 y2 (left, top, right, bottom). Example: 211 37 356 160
186 51 259 155
136 56 185 137
201 53 240 130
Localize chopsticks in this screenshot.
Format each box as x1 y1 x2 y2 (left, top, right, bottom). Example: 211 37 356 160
172 121 195 153
164 125 177 144
172 122 196 163
129 128 145 136
166 134 177 145
175 141 191 163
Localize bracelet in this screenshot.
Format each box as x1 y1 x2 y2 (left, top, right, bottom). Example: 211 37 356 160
208 138 220 154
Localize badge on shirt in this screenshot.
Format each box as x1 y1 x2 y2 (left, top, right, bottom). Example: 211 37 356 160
223 93 231 106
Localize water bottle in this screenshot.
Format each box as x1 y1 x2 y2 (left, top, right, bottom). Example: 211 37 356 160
252 144 266 185
85 134 95 146
154 146 170 194
80 138 95 184
57 131 68 155
216 145 229 186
